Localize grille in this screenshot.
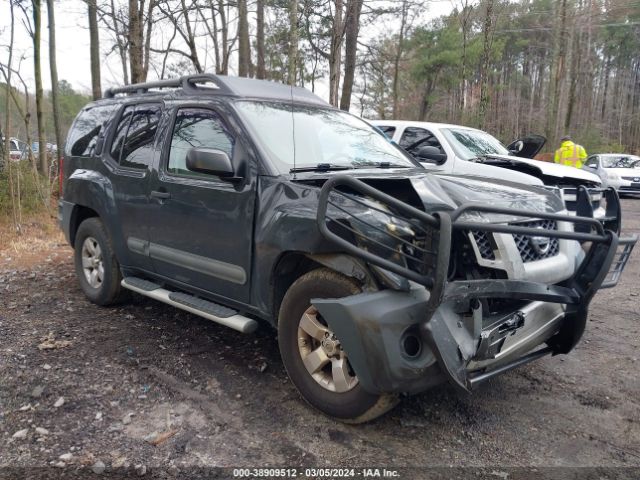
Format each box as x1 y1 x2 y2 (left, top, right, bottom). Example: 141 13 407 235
471 231 496 260
512 219 559 263
470 219 560 264
622 176 640 181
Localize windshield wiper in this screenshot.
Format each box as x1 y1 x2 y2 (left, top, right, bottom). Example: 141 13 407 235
289 163 353 173
354 161 410 169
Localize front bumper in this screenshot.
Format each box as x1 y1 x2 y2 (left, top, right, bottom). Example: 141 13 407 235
616 178 640 193
313 175 637 394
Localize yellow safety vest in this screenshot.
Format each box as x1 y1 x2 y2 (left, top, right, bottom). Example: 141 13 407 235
554 141 587 169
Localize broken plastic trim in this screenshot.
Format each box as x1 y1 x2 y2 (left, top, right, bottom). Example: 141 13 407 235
316 175 637 392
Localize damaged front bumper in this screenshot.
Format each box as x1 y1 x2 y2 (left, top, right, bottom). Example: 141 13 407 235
313 175 637 395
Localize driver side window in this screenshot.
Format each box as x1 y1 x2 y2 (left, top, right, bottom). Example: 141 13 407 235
167 108 234 178
399 127 445 164
399 127 443 151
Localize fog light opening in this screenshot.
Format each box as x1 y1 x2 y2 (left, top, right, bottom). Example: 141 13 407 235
402 334 422 359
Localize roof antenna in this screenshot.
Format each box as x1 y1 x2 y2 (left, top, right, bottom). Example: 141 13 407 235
290 78 297 179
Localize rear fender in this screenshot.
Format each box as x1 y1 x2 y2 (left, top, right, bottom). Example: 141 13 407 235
62 170 128 262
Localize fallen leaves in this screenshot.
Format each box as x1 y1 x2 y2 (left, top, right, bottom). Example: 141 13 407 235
144 429 179 446
38 333 72 350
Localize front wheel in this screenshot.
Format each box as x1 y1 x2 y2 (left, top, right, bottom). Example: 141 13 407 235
278 268 398 423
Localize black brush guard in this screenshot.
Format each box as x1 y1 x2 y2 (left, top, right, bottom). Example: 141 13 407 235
316 175 637 391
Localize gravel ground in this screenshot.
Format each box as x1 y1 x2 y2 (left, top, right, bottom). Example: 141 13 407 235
1 200 639 480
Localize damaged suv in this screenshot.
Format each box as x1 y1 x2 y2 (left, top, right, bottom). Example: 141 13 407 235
60 75 636 423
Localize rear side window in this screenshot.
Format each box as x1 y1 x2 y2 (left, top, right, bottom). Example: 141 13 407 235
167 108 234 177
110 106 134 161
110 104 161 169
66 104 118 157
377 125 396 137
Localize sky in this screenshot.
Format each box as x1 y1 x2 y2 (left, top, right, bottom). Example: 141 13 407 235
0 0 454 99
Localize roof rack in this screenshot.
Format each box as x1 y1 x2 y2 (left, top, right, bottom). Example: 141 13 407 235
103 73 234 99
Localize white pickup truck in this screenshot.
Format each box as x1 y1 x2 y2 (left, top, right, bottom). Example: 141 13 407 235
370 120 608 221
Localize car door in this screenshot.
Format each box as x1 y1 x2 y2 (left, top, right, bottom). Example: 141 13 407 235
105 102 162 273
145 105 255 304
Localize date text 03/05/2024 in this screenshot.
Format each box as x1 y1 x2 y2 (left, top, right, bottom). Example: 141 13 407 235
232 468 400 478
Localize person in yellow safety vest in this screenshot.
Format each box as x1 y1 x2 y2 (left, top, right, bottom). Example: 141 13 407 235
554 135 587 169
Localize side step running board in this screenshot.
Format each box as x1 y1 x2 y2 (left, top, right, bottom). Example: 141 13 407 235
121 277 258 334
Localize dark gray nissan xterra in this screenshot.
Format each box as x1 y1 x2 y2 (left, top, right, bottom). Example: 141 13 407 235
59 74 636 423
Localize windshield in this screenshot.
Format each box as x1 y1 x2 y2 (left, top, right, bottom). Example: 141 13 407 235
234 101 417 173
441 128 510 160
602 156 640 168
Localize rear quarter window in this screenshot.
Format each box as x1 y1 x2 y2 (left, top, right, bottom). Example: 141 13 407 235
66 104 118 157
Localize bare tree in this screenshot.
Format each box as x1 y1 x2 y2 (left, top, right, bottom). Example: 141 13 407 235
328 0 345 106
128 0 144 82
256 0 266 79
237 0 251 77
288 0 298 85
46 0 63 163
31 0 47 175
2 0 21 231
87 0 102 99
391 0 408 117
339 0 363 111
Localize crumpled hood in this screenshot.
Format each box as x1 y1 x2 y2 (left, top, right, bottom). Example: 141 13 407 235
412 172 566 218
477 154 602 186
292 168 566 220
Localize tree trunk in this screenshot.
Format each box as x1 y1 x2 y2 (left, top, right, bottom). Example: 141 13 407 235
256 0 266 79
142 0 154 80
287 0 298 85
32 0 47 176
217 0 230 74
478 0 495 128
87 0 101 99
329 0 344 106
564 27 580 131
339 0 363 111
547 0 568 143
46 0 63 165
391 0 408 118
128 0 144 83
178 0 203 73
237 0 250 77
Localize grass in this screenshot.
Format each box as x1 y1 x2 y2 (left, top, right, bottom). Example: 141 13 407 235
0 211 65 262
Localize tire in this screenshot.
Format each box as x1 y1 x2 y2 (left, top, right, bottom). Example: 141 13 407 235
74 217 127 306
278 268 398 423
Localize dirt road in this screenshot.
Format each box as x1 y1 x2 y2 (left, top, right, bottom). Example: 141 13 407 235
1 201 639 479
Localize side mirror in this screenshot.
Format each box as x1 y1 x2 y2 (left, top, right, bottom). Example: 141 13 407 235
508 140 524 154
585 164 597 169
186 147 236 179
416 145 446 164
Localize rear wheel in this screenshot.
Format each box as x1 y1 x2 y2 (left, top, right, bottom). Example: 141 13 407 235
74 218 127 306
278 268 398 423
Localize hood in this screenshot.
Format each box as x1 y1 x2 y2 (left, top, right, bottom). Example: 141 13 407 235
475 154 602 186
506 134 546 158
603 167 640 178
292 168 565 219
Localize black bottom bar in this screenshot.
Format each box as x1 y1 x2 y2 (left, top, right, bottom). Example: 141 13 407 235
468 346 554 389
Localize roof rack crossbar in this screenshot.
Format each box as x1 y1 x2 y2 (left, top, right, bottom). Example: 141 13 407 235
103 73 235 99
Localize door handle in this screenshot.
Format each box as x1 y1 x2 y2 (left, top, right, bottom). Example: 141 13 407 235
150 190 171 200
